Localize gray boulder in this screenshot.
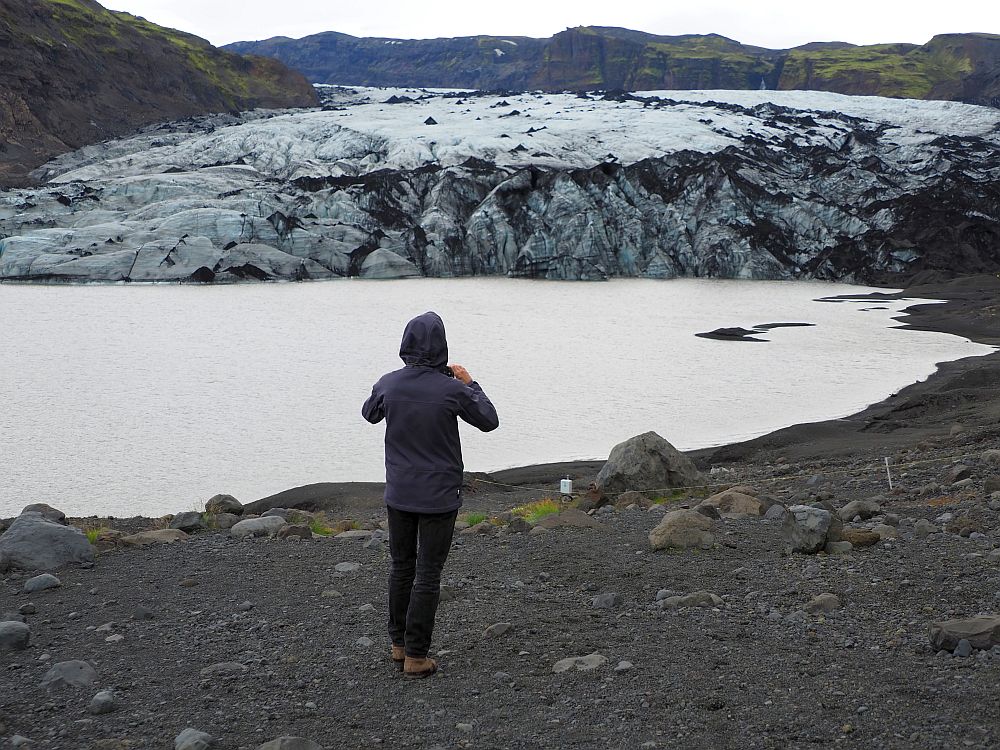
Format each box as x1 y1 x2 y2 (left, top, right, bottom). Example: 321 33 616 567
20 504 66 524
782 505 834 554
41 660 99 690
88 690 117 715
205 494 243 515
231 517 285 538
838 499 881 521
929 616 1000 652
596 431 702 495
0 512 94 571
649 509 716 550
0 621 30 653
23 573 61 593
169 511 206 533
175 728 215 750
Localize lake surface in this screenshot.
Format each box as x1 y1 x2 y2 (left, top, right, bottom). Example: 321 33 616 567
1 279 993 518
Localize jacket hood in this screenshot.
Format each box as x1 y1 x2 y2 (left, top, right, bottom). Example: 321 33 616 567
399 311 449 369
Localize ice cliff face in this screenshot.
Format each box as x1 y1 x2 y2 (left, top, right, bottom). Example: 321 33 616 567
1 87 999 283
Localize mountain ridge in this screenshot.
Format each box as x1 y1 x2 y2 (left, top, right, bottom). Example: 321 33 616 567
0 0 318 186
225 26 1000 105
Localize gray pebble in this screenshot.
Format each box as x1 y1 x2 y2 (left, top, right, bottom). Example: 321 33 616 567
592 592 620 609
175 728 214 750
88 690 116 715
954 639 973 658
23 574 61 593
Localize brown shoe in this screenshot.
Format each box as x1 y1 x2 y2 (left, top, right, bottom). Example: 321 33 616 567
403 655 438 679
391 645 405 672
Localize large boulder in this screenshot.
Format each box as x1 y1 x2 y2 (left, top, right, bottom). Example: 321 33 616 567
0 512 94 571
929 616 1000 652
596 432 702 496
206 494 243 515
697 490 764 518
21 504 66 524
231 517 286 539
649 509 716 550
169 512 206 533
782 505 836 554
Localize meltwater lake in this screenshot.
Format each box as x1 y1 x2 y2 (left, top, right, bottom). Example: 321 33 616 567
1 278 993 518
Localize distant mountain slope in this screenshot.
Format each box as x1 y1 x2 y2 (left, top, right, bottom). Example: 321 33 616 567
0 0 318 186
225 26 1000 104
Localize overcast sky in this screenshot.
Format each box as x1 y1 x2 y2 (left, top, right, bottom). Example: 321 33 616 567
103 0 999 49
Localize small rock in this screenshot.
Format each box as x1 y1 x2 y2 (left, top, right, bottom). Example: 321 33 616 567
804 593 842 613
839 528 879 547
614 660 634 672
838 499 881 521
929 615 1000 652
41 660 99 690
169 511 206 533
277 524 312 540
132 605 155 620
484 622 513 638
456 723 473 733
120 530 188 546
356 636 374 648
591 593 620 609
944 465 973 484
0 621 31 653
552 652 608 673
985 476 1000 494
23 573 61 593
915 519 940 538
175 728 214 750
824 541 853 555
954 639 973 658
763 504 787 521
88 690 116 715
872 523 898 540
335 562 362 573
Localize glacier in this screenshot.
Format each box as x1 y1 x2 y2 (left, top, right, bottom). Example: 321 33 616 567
1 86 998 283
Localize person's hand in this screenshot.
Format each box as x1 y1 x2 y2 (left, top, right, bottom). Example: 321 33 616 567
449 364 473 385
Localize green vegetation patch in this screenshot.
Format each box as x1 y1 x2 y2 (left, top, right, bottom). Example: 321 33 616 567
512 498 561 524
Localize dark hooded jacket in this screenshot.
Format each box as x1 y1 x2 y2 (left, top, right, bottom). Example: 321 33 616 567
362 312 499 513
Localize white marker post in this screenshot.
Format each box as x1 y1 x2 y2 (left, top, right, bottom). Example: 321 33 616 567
884 457 894 491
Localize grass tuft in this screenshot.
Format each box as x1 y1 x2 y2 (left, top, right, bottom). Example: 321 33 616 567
512 499 561 524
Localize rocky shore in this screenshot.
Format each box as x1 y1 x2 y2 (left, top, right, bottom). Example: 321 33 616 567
2 275 999 749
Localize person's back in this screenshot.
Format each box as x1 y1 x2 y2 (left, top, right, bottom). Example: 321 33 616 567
362 311 498 678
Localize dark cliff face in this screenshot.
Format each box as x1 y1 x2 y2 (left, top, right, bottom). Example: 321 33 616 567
0 0 318 186
226 26 1000 105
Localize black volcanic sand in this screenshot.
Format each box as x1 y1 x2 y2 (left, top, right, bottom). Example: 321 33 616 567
2 275 1000 750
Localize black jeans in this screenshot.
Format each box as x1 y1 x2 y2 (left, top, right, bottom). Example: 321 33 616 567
387 506 457 658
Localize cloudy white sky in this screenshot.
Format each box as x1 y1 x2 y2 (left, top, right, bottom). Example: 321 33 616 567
103 0 998 48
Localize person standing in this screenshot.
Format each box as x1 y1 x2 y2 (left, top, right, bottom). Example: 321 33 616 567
362 311 499 678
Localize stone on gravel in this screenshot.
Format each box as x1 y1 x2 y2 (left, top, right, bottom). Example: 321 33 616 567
804 593 842 613
648 509 715 550
169 511 205 533
595 431 702 494
0 512 95 571
335 561 362 573
507 516 532 533
915 518 940 538
954 639 973 658
591 593 620 609
983 450 1000 466
839 528 880 547
205 494 243 515
120 529 189 546
763 503 788 521
872 523 898 540
984 476 1000 493
41 660 99 690
838 499 881 521
552 652 608 673
231 517 286 538
21 503 67 524
175 728 215 750
277 524 312 540
23 573 61 593
335 529 373 540
782 505 834 554
0 621 31 652
944 464 973 484
356 636 374 648
484 622 513 638
697 490 764 518
88 690 116 715
659 591 723 609
929 615 1000 652
262 508 291 519
256 739 323 750
615 660 634 672
536 509 603 530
